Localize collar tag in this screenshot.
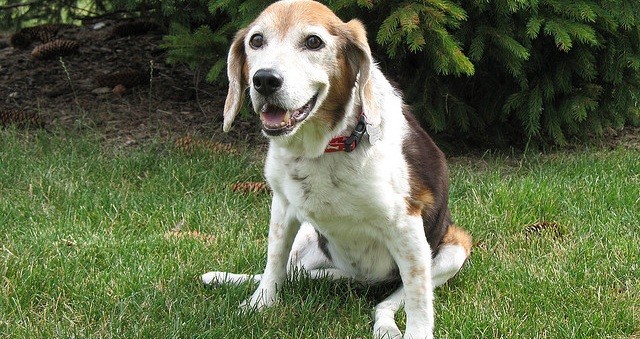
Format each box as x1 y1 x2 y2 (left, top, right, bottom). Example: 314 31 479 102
343 115 367 152
324 113 368 153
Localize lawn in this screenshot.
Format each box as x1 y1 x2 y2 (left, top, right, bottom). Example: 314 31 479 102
0 128 638 338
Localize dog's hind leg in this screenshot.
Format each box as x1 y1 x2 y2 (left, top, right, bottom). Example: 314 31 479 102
202 223 340 286
289 223 361 281
431 225 472 287
372 225 471 338
203 224 470 285
287 222 333 271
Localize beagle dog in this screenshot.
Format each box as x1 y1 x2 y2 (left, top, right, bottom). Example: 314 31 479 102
202 1 472 338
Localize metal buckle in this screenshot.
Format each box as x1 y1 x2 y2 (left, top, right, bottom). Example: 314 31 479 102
343 115 367 152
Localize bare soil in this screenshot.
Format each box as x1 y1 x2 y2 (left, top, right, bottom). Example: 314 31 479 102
0 20 263 149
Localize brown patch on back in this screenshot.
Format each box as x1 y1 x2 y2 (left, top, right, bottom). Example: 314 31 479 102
441 225 473 257
401 106 451 255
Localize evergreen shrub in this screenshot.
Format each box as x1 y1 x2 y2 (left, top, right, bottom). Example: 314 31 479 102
3 0 639 146
165 0 640 146
448 0 640 145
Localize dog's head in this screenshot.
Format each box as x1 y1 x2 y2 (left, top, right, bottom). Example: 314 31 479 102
222 0 380 140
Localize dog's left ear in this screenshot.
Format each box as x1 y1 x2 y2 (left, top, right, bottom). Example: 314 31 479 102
340 19 381 127
223 28 248 132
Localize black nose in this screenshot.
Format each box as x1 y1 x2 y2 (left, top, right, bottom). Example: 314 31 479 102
253 69 283 96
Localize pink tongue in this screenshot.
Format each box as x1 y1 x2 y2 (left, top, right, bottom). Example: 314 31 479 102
262 105 287 125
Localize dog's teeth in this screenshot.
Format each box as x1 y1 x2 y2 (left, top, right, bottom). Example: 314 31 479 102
261 103 269 112
280 121 286 127
284 111 291 123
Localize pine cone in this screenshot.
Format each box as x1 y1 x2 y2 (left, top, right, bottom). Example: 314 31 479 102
524 221 562 238
0 109 43 128
174 135 195 149
31 39 79 59
9 31 32 48
10 24 71 48
95 70 149 88
111 21 160 37
230 182 269 194
24 24 58 43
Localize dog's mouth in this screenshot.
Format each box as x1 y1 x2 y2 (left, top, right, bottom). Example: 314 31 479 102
260 94 318 136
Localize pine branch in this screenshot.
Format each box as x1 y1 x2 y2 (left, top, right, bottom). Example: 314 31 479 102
0 1 39 11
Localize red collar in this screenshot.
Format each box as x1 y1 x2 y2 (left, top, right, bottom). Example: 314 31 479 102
324 114 367 153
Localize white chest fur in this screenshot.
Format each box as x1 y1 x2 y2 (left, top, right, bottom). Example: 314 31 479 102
265 138 410 282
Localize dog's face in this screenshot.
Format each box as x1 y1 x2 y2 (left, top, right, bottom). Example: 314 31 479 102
222 0 379 139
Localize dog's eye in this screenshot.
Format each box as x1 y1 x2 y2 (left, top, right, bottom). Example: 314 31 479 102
305 35 323 50
249 34 264 49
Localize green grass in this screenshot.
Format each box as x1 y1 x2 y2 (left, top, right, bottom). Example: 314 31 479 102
1 128 638 338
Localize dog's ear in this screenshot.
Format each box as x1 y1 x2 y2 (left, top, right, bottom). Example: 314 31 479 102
223 28 248 132
341 19 381 127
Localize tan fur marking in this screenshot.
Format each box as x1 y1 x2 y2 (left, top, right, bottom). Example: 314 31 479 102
318 52 357 127
338 19 381 126
255 1 359 129
262 1 343 37
416 188 435 207
222 27 248 131
405 197 423 216
407 179 435 215
242 62 249 85
442 225 473 257
409 265 427 279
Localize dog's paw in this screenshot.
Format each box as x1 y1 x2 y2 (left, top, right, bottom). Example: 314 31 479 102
403 328 433 339
202 271 259 285
238 287 278 313
373 322 402 339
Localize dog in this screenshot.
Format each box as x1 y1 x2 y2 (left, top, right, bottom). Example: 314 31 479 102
202 1 472 338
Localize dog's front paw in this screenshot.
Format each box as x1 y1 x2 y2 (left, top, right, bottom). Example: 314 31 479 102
403 328 433 339
238 287 278 313
373 321 402 339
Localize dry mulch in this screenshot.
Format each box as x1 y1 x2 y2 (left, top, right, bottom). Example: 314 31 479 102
0 20 263 148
